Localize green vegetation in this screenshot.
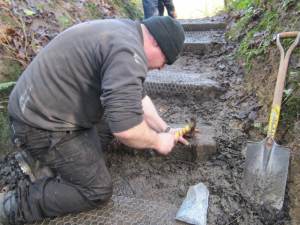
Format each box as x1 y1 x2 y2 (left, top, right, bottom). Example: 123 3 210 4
281 67 300 130
227 1 280 70
226 7 255 41
35 2 46 12
0 60 23 82
227 0 300 70
110 0 143 19
57 15 72 30
0 10 18 28
237 10 279 70
0 85 14 155
85 2 102 19
282 0 298 10
227 0 300 138
0 82 16 91
227 0 259 10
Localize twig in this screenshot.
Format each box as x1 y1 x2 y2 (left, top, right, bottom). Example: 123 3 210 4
0 40 18 55
235 93 252 106
120 176 136 195
226 214 242 225
16 15 28 60
0 42 17 55
0 5 22 28
0 4 29 61
282 84 299 105
291 149 300 157
0 100 9 104
55 0 76 24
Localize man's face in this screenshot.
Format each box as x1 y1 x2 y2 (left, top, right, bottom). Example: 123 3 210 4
146 39 167 70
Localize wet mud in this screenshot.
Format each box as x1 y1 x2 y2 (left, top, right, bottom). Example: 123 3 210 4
105 45 290 224
0 34 291 225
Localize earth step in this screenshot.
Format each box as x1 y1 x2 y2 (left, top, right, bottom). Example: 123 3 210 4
144 70 224 100
180 19 226 31
169 124 216 162
183 30 225 54
32 195 185 225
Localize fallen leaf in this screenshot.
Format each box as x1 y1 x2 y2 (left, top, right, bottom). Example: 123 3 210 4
23 9 35 16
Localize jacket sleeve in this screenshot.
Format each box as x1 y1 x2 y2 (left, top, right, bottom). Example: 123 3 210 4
100 46 148 133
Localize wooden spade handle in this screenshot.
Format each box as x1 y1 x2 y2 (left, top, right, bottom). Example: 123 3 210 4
278 31 299 38
267 31 300 138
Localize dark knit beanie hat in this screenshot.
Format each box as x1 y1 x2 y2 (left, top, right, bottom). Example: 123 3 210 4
142 16 185 65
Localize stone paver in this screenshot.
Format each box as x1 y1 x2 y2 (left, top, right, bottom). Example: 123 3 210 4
170 125 216 161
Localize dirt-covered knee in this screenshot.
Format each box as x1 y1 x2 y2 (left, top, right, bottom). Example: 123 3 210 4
90 180 113 205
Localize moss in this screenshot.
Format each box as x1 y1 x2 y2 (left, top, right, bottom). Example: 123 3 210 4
48 1 74 30
226 7 254 41
227 0 259 10
236 10 279 70
0 59 23 82
35 2 46 12
0 82 16 92
57 14 72 30
0 10 18 27
85 2 102 19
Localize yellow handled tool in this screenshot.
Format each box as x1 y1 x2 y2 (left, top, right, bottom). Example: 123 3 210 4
175 119 196 139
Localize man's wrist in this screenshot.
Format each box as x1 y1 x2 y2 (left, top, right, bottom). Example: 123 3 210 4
163 126 171 133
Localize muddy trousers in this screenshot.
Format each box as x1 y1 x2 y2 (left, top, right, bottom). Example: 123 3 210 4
9 119 113 225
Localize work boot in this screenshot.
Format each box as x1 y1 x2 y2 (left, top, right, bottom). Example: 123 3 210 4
0 191 16 225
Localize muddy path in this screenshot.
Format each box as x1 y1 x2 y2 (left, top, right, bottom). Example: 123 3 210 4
105 50 289 224
105 23 290 224
0 17 291 224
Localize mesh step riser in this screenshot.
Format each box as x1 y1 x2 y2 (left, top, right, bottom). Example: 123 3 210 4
183 31 225 54
183 43 224 55
182 22 226 32
145 81 222 100
144 72 224 100
31 196 184 225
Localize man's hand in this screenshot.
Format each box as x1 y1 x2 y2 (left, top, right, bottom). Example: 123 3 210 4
169 128 189 145
155 133 176 155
